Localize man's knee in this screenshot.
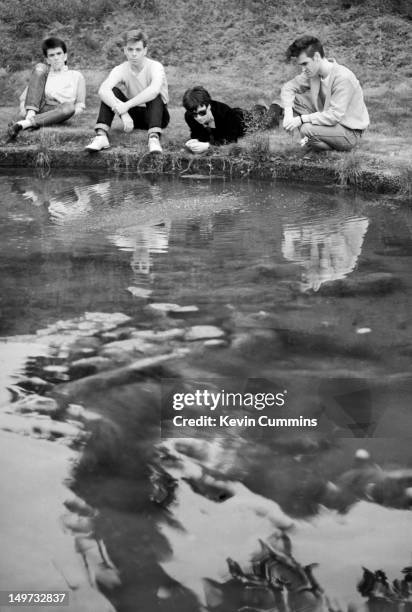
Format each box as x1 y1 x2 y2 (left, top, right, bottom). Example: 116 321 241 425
300 122 316 138
60 102 75 117
112 87 123 98
34 63 48 75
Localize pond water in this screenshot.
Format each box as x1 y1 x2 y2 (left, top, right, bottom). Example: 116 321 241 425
0 170 412 612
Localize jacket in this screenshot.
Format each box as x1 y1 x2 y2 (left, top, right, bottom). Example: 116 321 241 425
184 100 245 144
281 60 369 130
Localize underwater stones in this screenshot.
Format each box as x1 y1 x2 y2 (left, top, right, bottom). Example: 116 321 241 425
66 404 102 424
14 394 60 416
69 356 114 379
42 364 70 382
231 328 282 357
149 303 199 314
17 376 53 394
131 328 185 342
99 327 135 342
204 339 227 348
100 338 164 359
185 325 225 341
317 272 401 297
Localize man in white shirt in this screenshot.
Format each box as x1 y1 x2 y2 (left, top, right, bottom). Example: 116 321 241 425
85 29 169 154
6 37 85 141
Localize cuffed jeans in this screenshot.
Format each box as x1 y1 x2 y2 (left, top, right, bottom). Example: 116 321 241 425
23 63 75 127
293 92 363 152
95 88 170 135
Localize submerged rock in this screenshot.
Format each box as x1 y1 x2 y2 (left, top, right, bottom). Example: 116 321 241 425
149 302 199 314
14 394 60 416
17 376 53 394
69 356 114 379
317 273 401 297
185 325 225 341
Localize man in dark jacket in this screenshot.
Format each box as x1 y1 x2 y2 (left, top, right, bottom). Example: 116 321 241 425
182 86 281 153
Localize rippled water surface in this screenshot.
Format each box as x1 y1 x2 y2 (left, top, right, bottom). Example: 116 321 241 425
1 170 412 612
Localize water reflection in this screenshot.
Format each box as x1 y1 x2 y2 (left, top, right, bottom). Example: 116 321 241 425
282 215 369 291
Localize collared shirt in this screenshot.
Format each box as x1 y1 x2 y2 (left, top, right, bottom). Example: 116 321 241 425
44 66 86 109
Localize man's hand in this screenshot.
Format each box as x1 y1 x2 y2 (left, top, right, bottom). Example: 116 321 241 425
74 105 84 117
121 113 134 133
185 139 210 154
283 115 303 132
112 100 130 116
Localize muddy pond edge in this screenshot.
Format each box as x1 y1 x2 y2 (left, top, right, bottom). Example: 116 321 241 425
0 145 409 198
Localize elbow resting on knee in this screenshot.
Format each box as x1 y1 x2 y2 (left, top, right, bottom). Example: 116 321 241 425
34 63 48 74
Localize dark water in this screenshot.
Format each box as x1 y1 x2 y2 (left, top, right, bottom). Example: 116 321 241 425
1 170 412 611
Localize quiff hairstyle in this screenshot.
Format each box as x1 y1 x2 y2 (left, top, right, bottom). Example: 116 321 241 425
286 36 325 61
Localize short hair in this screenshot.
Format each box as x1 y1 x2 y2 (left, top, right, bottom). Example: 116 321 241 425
182 86 212 112
41 37 67 57
124 29 148 47
286 36 325 61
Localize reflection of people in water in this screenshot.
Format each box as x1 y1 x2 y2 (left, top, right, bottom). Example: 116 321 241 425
10 176 110 218
282 215 369 291
109 222 170 275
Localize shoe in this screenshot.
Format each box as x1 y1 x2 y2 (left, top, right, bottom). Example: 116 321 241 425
85 133 110 152
148 134 162 153
265 103 284 129
6 122 23 143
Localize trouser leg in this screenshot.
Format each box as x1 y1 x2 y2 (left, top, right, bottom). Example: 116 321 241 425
128 94 170 134
95 87 128 131
300 122 360 151
25 63 49 112
30 102 75 128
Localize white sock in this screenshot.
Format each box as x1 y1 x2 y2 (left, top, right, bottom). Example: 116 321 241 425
18 119 32 130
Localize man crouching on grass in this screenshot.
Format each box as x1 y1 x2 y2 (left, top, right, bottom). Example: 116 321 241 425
85 29 169 154
281 36 369 151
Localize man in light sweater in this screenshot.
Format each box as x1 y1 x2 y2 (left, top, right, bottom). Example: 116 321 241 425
85 29 169 154
6 37 85 141
280 36 369 151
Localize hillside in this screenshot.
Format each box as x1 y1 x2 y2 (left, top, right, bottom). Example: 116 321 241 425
1 0 411 105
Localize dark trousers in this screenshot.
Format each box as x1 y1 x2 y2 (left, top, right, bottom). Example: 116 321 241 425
95 87 170 134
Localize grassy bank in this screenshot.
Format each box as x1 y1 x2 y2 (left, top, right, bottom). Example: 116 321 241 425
0 0 411 193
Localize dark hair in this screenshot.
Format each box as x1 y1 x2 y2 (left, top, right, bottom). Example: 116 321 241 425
41 37 67 57
124 29 148 47
286 36 325 61
182 86 212 111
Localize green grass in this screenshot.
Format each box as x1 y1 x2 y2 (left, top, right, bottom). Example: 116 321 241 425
0 0 411 183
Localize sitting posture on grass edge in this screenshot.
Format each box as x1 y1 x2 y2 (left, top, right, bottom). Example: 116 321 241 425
7 37 85 141
85 29 169 154
182 86 282 154
281 36 369 151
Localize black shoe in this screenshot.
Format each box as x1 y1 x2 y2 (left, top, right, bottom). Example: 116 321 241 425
6 122 23 143
265 103 284 129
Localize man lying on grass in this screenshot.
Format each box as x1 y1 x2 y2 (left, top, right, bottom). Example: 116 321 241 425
85 29 169 154
280 35 369 151
6 37 85 142
182 86 282 153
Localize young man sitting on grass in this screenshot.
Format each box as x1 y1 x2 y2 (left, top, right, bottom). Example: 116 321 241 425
281 35 369 151
7 37 85 142
182 86 282 153
85 29 169 154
